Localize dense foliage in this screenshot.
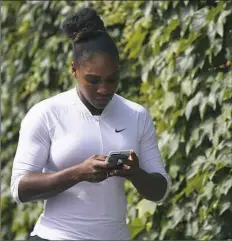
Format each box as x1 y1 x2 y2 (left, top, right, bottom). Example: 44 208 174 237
1 1 232 240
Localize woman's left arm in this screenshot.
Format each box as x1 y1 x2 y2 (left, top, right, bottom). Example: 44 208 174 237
111 107 171 203
128 152 169 202
112 151 169 202
130 170 168 202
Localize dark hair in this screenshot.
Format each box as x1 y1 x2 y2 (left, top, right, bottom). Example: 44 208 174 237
62 7 119 66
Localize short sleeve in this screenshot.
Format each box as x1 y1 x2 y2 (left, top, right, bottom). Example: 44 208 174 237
10 104 51 203
138 108 171 203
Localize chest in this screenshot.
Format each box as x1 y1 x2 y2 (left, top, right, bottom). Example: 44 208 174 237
48 112 139 170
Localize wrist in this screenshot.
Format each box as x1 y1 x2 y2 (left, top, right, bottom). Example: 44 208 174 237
128 167 143 181
70 163 86 182
55 164 85 185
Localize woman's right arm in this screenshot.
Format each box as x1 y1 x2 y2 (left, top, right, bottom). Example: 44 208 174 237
11 104 110 204
17 155 110 203
11 104 51 204
17 165 82 203
18 165 80 203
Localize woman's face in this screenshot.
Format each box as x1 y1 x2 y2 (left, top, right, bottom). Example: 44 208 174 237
72 53 119 110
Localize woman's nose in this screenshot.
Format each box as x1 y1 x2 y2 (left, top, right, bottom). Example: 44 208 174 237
96 84 109 95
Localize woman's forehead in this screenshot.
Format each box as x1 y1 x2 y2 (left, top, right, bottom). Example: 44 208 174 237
79 52 118 75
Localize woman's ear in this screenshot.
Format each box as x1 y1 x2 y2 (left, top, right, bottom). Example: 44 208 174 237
71 62 78 79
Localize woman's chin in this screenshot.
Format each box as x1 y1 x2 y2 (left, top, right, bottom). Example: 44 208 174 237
93 100 109 110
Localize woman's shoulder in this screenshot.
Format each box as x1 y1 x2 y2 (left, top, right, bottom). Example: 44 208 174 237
114 94 148 115
23 88 75 121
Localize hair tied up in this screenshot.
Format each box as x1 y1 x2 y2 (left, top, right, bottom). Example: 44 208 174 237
73 30 106 43
62 7 119 66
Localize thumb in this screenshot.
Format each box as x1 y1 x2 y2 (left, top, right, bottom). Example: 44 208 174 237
130 149 136 161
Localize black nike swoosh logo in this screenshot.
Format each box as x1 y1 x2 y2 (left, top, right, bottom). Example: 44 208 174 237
115 128 126 133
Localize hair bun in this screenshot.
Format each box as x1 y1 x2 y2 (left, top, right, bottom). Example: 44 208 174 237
62 7 106 42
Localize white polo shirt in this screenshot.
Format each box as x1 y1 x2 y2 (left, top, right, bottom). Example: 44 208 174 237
11 86 170 240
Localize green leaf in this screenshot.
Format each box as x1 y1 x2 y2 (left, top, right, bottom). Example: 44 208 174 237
125 20 147 59
171 206 185 227
199 97 208 120
186 219 199 237
168 139 179 159
185 173 206 196
184 0 189 6
185 92 203 120
199 206 207 223
211 38 223 56
219 200 231 215
219 177 232 195
128 217 145 239
137 199 157 218
163 92 176 111
187 156 206 179
160 18 180 45
200 119 214 141
176 55 195 75
223 88 232 100
145 221 153 232
202 181 214 200
169 164 180 179
181 79 192 97
191 8 208 32
172 1 179 8
206 1 225 22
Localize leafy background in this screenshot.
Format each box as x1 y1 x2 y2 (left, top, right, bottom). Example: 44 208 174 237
1 0 232 240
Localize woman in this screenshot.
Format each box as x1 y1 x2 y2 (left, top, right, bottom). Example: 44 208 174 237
11 7 171 240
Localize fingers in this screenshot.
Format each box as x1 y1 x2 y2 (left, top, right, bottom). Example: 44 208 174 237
110 169 133 178
89 172 108 182
94 155 107 161
93 159 111 170
129 150 138 161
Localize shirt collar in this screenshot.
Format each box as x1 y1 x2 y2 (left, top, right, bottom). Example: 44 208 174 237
70 85 116 118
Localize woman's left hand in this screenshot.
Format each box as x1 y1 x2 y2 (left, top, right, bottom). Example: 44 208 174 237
108 150 140 179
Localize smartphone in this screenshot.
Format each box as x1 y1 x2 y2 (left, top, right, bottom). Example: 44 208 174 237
106 150 131 168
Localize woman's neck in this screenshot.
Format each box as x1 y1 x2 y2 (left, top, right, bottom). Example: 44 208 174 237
76 87 103 116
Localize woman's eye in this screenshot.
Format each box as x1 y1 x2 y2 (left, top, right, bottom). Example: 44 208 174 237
106 73 119 83
86 77 100 84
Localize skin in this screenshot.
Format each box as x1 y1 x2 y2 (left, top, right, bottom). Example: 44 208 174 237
114 151 168 202
72 53 119 115
18 52 168 203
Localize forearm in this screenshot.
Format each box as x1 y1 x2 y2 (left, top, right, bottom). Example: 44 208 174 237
129 168 168 202
18 165 84 203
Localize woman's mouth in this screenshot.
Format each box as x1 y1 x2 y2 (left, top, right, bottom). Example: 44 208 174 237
95 96 112 104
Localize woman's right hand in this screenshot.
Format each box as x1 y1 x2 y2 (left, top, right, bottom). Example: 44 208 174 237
15 155 112 203
78 155 112 183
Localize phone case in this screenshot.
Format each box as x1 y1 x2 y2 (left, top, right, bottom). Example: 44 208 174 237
106 150 130 165
108 150 131 156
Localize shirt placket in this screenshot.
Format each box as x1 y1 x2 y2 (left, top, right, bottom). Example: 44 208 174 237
93 116 104 154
